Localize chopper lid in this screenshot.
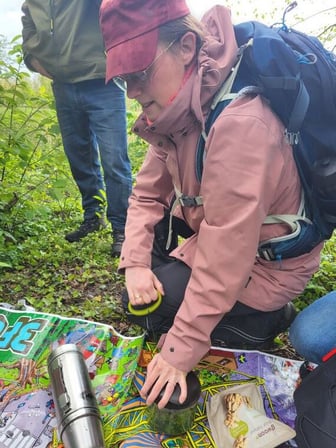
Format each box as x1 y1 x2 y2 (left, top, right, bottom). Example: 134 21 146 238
156 371 201 410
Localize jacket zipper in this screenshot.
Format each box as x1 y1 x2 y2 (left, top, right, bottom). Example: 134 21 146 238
49 0 54 35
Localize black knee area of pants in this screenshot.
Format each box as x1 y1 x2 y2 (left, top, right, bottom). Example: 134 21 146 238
121 288 129 312
211 302 297 349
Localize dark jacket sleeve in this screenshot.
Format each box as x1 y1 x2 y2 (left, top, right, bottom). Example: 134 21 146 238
21 2 37 72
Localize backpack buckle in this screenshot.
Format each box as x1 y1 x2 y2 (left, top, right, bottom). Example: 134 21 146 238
256 246 276 261
178 195 203 207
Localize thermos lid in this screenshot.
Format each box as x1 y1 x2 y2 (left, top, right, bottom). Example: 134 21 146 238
48 343 79 366
155 371 201 410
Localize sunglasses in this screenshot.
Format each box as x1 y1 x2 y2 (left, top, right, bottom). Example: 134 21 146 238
113 39 177 89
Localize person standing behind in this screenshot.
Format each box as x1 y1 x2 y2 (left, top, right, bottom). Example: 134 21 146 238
21 0 132 257
289 291 336 365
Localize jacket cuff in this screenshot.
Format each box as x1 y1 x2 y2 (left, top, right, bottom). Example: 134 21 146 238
160 331 210 372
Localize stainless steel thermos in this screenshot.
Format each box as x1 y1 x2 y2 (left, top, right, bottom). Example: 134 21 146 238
47 344 105 448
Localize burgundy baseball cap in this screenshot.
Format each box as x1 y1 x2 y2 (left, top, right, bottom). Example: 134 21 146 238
100 0 190 82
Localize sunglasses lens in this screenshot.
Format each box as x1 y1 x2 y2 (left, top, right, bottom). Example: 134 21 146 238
136 71 148 82
112 40 177 89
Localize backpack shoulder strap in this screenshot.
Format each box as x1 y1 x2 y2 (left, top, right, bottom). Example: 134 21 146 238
195 38 271 182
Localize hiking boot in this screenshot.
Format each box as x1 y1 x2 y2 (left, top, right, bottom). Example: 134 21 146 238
276 302 297 333
111 230 125 257
65 217 105 243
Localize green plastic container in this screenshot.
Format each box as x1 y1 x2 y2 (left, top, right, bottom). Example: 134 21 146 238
147 371 201 436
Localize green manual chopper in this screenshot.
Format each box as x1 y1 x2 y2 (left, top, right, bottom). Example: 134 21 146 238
147 370 201 436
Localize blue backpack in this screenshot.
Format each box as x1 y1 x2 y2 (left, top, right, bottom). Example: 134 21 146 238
193 3 336 261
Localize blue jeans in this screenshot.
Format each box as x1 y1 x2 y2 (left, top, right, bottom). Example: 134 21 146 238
289 291 336 364
52 79 132 231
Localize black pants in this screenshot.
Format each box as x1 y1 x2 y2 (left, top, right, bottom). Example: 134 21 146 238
122 214 295 349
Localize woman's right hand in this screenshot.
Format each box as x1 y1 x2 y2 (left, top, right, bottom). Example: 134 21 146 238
125 266 164 306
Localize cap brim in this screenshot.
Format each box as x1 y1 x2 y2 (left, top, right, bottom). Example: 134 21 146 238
105 28 159 82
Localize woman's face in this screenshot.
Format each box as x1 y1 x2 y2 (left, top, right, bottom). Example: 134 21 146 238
124 33 196 122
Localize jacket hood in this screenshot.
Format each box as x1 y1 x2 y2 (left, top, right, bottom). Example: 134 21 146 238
197 5 239 113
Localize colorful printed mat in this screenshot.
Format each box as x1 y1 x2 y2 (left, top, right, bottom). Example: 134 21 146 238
0 304 302 447
106 345 301 448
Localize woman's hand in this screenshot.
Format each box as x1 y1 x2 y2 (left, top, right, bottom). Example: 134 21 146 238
125 266 164 306
140 353 187 409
